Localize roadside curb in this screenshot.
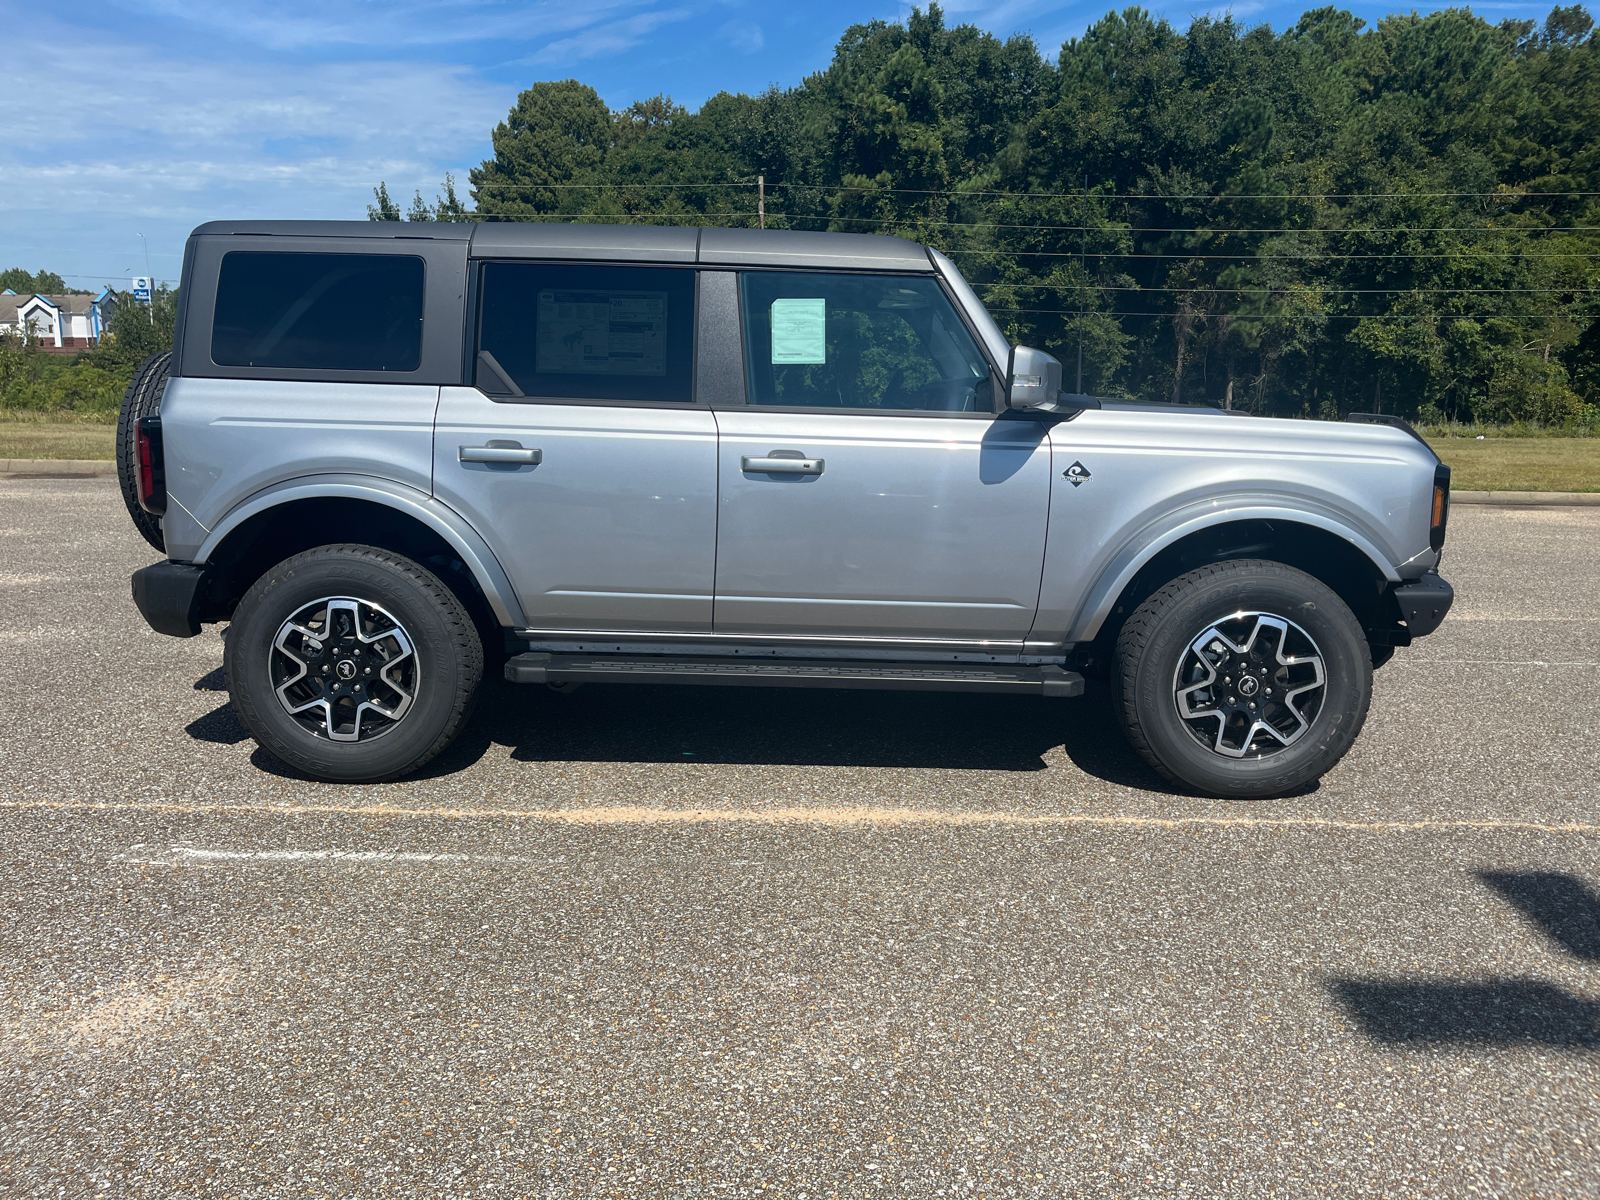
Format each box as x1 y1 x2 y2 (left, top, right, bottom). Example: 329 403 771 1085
1452 490 1600 507
1 459 117 477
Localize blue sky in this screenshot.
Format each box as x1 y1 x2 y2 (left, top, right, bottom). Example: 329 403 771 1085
0 0 1559 291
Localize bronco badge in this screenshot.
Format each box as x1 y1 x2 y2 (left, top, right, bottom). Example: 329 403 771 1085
1063 461 1093 487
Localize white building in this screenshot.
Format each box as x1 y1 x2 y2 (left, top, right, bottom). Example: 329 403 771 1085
0 289 115 350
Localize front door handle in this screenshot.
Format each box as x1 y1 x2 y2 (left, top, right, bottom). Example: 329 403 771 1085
460 444 542 465
741 456 824 475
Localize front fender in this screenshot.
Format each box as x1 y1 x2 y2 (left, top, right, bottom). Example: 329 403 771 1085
191 473 527 627
1046 496 1402 646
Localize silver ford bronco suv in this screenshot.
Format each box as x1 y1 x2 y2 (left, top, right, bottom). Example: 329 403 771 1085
120 220 1453 797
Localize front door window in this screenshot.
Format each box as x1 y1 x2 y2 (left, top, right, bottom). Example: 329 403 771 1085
739 271 996 413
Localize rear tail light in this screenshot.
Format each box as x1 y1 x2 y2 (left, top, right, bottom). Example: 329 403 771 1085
1429 462 1450 551
135 416 166 516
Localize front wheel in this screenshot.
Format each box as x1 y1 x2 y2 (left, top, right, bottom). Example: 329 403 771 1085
1113 560 1373 798
224 545 483 782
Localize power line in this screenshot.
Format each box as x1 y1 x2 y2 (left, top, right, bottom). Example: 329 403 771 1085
994 309 1582 319
468 180 1600 201
987 286 1598 294
458 210 1600 234
945 246 1600 258
52 273 178 286
1028 251 1600 260
796 215 1600 233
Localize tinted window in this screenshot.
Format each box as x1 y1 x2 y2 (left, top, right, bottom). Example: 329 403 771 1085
739 272 994 413
475 262 695 404
211 252 424 371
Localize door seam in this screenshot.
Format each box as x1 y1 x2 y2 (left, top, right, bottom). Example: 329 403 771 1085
710 406 722 633
1021 424 1055 646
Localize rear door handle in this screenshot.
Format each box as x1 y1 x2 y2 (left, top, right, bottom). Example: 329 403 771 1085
741 456 824 475
460 445 542 465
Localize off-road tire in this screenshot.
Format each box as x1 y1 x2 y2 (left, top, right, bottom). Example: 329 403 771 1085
225 545 483 783
1113 559 1372 798
115 350 172 551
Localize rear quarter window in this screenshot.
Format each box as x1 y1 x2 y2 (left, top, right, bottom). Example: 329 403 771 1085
211 252 425 371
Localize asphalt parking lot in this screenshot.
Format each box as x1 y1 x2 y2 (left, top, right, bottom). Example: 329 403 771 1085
1 476 1597 1198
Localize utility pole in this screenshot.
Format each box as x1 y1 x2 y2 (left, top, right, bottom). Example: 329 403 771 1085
757 175 766 230
138 232 154 326
1076 177 1087 395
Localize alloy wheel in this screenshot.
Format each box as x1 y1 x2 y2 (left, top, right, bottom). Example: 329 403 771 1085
1172 611 1326 759
269 596 419 742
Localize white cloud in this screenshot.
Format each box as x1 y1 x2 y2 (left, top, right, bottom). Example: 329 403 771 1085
918 0 1061 28
719 19 764 52
0 15 514 278
528 7 695 65
106 0 658 51
3 36 508 161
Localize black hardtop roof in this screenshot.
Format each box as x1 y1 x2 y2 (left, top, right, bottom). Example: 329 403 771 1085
191 220 476 242
189 220 934 272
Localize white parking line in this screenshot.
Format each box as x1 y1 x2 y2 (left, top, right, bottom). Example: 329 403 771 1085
1411 659 1600 667
114 843 537 867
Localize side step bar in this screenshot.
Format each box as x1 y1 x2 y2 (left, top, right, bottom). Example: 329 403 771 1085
504 653 1085 697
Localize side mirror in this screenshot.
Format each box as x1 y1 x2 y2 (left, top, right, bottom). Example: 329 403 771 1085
1007 346 1061 410
1008 345 1103 413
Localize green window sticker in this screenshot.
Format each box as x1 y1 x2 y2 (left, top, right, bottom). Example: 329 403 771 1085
770 298 826 364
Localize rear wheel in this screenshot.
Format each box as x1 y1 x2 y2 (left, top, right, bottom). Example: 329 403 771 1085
1113 559 1372 798
115 351 171 552
224 545 483 782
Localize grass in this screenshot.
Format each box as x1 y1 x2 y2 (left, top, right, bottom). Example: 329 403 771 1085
3 410 1598 491
1425 436 1600 492
0 415 116 461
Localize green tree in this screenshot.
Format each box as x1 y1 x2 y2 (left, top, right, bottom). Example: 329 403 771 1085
0 268 74 294
367 182 402 221
83 284 179 371
471 80 614 219
365 3 1600 424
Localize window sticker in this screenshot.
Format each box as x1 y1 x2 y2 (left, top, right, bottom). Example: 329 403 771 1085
770 298 827 364
536 289 667 376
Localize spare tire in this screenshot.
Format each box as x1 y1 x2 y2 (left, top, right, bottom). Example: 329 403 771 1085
116 351 172 552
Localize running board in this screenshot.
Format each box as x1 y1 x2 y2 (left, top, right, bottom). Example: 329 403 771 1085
504 653 1085 697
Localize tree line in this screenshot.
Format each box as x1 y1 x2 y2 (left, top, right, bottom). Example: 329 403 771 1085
376 3 1600 425
0 268 79 296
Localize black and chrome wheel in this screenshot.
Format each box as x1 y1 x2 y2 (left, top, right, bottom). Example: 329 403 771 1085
269 596 420 743
1114 560 1372 798
1173 612 1326 758
225 545 483 782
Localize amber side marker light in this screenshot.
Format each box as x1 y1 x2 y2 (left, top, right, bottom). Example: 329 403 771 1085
135 416 167 516
1430 462 1451 551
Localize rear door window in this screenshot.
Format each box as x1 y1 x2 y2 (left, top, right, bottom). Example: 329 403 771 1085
738 272 995 413
211 252 424 371
475 262 695 404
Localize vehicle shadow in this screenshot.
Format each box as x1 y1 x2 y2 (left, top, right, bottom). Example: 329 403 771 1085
1330 869 1600 1048
185 700 252 746
417 675 1176 789
1477 871 1600 960
188 667 1299 796
1330 980 1600 1047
